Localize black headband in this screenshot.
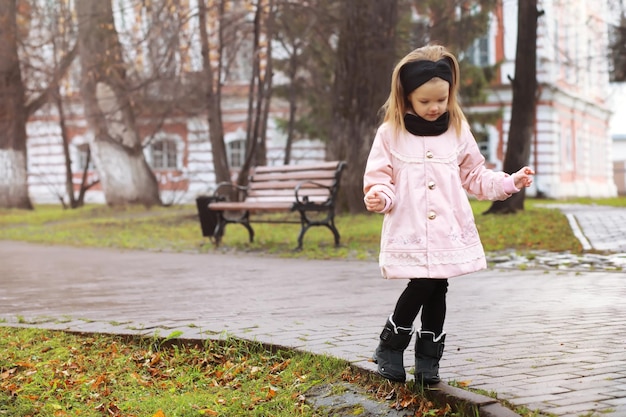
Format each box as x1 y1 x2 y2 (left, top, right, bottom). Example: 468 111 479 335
400 59 453 95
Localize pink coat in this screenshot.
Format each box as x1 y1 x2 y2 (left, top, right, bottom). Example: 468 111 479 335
363 121 515 280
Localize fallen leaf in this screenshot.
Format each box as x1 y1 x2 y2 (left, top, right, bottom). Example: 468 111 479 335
1 368 16 379
16 361 35 368
266 385 278 400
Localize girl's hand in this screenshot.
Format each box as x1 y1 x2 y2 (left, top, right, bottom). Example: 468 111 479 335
513 166 535 189
364 191 385 212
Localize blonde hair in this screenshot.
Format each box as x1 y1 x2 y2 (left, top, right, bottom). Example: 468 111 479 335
381 44 465 136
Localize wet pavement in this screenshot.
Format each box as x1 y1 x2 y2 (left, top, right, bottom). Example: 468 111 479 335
1 204 626 417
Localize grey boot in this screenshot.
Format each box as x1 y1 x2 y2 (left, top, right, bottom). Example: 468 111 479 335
415 331 445 384
372 315 414 382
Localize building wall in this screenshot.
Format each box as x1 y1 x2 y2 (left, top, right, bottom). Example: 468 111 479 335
26 100 326 205
481 0 617 199
610 83 626 194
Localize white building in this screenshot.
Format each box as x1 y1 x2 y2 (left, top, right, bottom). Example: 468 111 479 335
471 0 617 199
610 82 626 194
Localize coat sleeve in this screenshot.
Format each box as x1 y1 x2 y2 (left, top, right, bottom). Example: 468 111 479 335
457 124 512 201
363 124 396 212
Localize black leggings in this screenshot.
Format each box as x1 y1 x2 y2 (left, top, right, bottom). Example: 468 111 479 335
392 278 448 335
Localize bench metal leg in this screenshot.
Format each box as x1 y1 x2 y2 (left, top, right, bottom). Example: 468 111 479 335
213 212 255 247
326 221 341 247
213 213 226 247
242 222 255 243
296 210 341 250
237 211 254 243
296 225 309 251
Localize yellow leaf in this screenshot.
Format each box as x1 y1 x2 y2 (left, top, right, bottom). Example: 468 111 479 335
152 410 166 417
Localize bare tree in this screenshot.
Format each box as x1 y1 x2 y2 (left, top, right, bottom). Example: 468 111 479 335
329 0 399 213
609 8 626 82
54 84 97 209
272 1 327 165
0 0 31 209
36 0 96 208
198 0 230 185
196 0 277 189
277 0 338 152
484 0 541 214
237 0 275 184
0 0 77 209
75 0 161 207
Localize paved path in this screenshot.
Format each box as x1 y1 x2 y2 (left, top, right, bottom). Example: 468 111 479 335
1 205 626 417
546 204 626 252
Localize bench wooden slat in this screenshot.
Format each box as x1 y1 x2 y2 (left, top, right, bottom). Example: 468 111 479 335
247 189 330 198
209 201 294 211
249 179 335 190
251 161 340 174
251 170 337 182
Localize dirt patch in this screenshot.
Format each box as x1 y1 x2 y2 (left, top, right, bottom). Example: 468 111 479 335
305 382 417 417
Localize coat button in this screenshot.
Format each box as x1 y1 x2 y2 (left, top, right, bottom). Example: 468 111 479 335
428 181 436 190
426 151 434 159
428 211 436 220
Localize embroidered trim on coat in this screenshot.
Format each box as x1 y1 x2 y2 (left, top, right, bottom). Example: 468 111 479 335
380 244 484 267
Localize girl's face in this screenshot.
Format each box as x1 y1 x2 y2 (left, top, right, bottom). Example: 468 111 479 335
407 78 450 121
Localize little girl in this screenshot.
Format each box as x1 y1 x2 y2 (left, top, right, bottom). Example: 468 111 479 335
363 44 534 384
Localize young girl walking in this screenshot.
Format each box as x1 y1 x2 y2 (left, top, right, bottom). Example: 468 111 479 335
363 44 534 384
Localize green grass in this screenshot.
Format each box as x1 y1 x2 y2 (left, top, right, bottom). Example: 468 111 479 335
0 198 596 259
557 196 626 207
470 199 583 253
0 327 347 417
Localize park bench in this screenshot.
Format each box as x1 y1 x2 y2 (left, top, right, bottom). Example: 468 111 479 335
203 160 347 250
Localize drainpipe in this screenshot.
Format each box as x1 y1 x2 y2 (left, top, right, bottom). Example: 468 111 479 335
534 83 543 197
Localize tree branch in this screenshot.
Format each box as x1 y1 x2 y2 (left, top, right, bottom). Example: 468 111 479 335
25 42 79 117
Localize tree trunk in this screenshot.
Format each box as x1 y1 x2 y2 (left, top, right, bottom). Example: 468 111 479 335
330 0 398 213
198 0 230 185
243 0 263 174
75 0 161 207
609 13 626 82
0 0 32 209
257 0 274 168
283 57 297 165
55 85 76 208
484 0 539 215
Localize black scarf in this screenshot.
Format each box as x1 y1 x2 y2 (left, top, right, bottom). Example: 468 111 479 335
404 112 450 136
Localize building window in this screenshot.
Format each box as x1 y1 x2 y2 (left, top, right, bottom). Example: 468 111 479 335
564 123 574 171
227 139 246 169
470 124 491 161
151 139 178 169
466 36 490 67
76 144 94 170
477 140 490 161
